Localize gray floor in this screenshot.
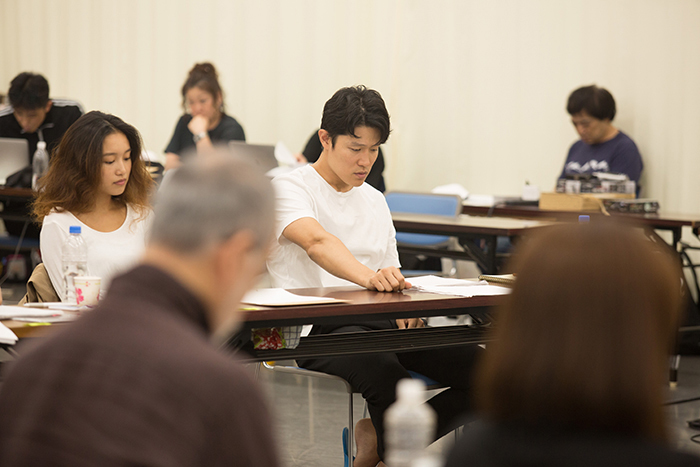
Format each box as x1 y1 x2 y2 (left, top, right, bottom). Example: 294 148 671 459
256 361 455 466
257 354 700 467
667 357 700 454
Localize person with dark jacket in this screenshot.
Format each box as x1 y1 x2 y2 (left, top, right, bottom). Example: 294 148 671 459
0 72 83 165
0 153 281 467
560 85 643 185
164 62 245 171
0 72 83 236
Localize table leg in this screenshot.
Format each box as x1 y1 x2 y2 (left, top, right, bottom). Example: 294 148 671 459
670 354 681 386
458 236 498 274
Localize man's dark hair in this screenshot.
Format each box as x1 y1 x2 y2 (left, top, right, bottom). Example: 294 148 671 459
8 72 50 110
567 85 616 121
320 85 390 147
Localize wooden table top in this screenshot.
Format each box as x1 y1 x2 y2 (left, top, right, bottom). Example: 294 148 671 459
392 212 550 237
4 286 504 337
240 285 503 327
0 186 33 199
462 203 700 229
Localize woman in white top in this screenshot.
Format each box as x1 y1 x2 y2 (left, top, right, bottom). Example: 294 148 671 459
33 111 154 301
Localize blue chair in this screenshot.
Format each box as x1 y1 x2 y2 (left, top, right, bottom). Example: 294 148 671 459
385 192 462 276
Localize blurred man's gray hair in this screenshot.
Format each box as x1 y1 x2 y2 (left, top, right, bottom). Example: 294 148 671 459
150 153 275 253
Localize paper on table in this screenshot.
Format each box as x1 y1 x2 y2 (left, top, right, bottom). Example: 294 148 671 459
47 304 89 312
0 321 18 345
13 314 79 323
24 302 86 311
23 302 66 308
431 183 469 200
409 275 486 288
0 305 65 320
463 194 496 207
406 276 510 297
274 141 301 167
242 288 348 307
416 284 511 298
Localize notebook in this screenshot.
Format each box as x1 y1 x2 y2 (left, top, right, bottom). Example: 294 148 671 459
477 274 516 286
0 137 30 185
228 141 279 174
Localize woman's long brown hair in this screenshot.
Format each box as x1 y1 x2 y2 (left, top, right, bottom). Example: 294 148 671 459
477 220 682 442
33 111 153 222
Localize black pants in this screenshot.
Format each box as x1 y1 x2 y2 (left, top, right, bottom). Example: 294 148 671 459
298 323 481 460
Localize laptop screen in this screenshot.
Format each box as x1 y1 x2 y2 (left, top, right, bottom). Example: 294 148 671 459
228 141 278 174
0 138 30 185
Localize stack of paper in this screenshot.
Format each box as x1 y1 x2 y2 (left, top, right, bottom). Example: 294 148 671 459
242 289 348 307
408 275 511 298
0 321 18 345
0 305 65 320
0 305 76 324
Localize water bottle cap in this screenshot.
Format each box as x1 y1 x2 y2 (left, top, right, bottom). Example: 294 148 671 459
578 215 590 223
69 225 81 234
37 141 46 150
396 378 425 402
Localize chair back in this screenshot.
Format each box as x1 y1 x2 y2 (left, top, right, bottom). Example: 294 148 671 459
385 191 462 246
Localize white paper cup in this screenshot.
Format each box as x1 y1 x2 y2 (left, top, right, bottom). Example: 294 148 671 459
74 276 101 306
522 184 540 201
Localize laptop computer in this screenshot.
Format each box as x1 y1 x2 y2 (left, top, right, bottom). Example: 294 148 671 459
228 141 278 174
0 138 30 185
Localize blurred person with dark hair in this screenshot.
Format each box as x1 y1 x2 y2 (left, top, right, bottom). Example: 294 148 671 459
0 152 280 467
445 220 699 467
0 72 84 236
560 85 643 185
0 72 83 168
33 111 154 301
268 85 480 467
164 62 245 171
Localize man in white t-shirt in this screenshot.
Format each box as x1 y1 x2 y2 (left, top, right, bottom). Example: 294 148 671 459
267 86 480 467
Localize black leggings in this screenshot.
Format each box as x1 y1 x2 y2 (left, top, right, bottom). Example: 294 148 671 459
298 324 482 460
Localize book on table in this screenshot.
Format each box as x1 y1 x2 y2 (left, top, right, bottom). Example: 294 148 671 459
477 274 516 286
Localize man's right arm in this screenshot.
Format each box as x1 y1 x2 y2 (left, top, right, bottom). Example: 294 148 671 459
282 217 408 292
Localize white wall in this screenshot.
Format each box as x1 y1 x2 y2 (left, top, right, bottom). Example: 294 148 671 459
1 0 699 213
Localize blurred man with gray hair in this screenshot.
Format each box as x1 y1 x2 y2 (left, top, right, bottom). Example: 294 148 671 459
0 153 280 467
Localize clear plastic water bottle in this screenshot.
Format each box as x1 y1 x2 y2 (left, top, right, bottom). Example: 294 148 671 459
61 225 88 303
385 379 437 467
411 456 443 467
32 140 49 190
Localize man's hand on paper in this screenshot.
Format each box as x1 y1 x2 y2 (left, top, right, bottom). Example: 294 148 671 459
364 267 411 292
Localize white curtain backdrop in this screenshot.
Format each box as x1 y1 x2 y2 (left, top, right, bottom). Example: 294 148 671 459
2 0 699 215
